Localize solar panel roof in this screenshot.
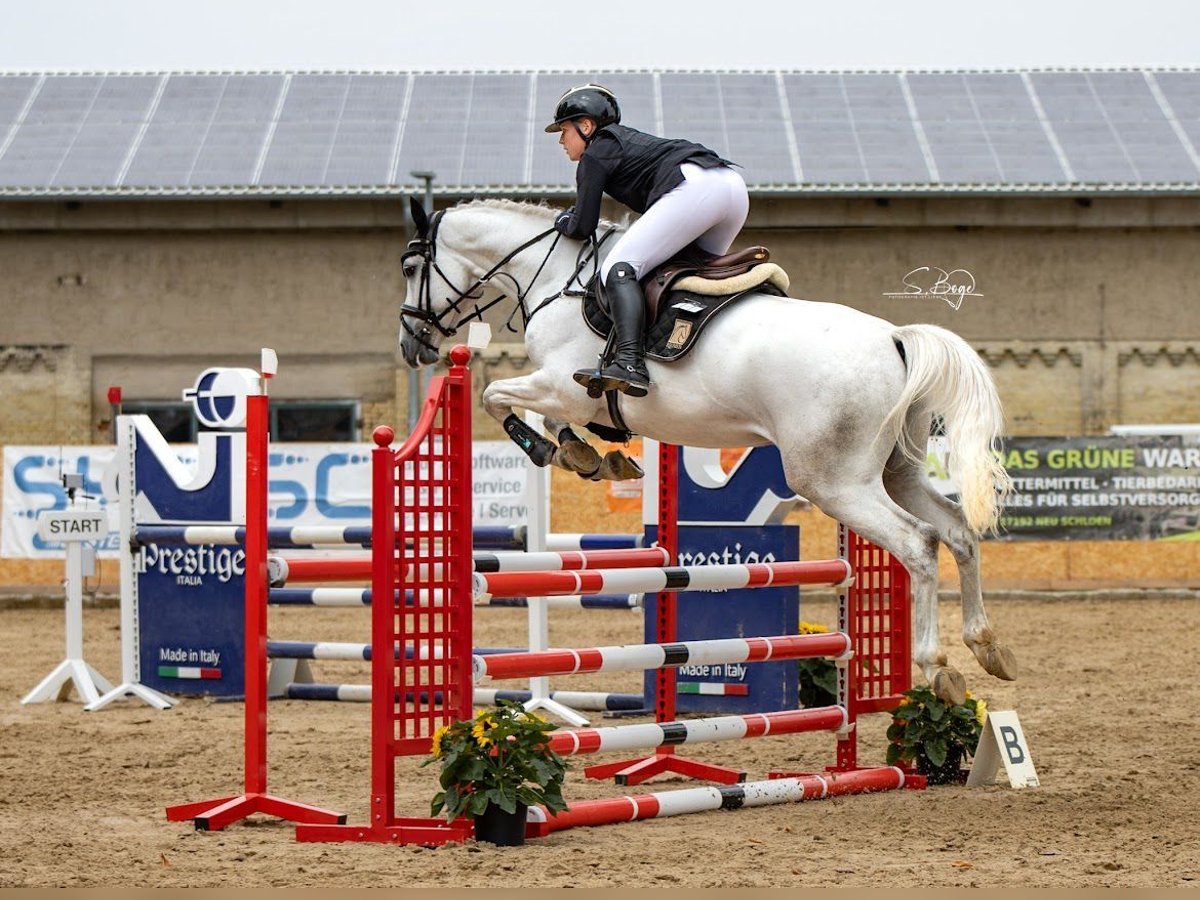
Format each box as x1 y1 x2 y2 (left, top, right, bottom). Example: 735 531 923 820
0 69 1197 197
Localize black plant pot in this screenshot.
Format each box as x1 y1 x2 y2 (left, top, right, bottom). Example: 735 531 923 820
917 745 964 785
473 802 528 846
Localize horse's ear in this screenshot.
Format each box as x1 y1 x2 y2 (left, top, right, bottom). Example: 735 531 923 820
409 195 430 237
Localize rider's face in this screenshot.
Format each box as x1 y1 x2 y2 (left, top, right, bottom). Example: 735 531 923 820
557 117 593 162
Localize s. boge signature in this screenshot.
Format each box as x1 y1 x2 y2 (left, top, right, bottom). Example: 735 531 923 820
883 267 983 310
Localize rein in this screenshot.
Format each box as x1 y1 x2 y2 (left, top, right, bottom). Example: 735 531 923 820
400 209 613 352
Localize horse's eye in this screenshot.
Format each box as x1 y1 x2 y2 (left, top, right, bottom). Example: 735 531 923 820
403 265 416 278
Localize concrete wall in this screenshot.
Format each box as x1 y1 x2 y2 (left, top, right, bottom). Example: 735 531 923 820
3 195 1198 443
3 194 1199 588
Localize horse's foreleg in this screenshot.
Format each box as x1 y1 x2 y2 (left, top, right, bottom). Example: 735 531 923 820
481 373 612 476
884 460 1018 684
540 416 604 478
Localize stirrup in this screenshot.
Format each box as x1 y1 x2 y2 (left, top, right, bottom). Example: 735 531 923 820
573 364 650 399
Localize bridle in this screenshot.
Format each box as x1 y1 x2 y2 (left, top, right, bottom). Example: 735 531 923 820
399 208 613 355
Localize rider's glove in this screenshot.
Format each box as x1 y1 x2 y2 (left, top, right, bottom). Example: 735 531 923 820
554 208 575 236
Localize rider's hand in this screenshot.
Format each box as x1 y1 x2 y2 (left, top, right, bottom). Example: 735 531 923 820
554 208 575 235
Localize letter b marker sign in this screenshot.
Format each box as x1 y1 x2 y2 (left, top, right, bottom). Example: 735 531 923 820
967 710 1039 788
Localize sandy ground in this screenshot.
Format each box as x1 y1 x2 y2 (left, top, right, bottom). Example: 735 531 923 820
1 595 1197 888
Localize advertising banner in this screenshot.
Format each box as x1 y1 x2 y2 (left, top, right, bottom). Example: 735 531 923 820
2 440 528 558
990 435 1200 540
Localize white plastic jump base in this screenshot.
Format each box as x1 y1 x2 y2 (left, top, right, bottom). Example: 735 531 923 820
22 658 115 706
86 681 177 712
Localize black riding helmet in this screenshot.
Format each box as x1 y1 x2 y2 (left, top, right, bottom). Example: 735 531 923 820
544 83 621 135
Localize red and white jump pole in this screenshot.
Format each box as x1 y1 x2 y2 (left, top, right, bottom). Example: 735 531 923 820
473 632 852 682
268 546 671 586
471 558 852 602
525 767 910 836
545 707 847 759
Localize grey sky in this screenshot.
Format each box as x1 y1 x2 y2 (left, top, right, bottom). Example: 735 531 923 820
0 0 1195 72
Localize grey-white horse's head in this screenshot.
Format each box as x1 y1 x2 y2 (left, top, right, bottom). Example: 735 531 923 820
397 197 482 369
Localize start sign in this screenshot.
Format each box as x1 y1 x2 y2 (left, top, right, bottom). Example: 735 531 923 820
36 509 108 543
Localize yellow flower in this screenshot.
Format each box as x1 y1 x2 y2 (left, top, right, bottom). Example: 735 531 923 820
897 696 912 708
472 717 494 748
430 724 450 758
975 698 988 727
799 621 830 635
964 690 975 701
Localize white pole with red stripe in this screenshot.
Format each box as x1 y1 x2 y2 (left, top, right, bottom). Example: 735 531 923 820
525 767 909 835
472 631 852 682
268 547 672 586
545 706 847 757
471 558 852 602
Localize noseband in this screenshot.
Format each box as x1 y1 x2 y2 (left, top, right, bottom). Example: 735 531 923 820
399 209 612 355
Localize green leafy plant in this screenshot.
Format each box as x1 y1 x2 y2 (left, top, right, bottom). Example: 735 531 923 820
796 621 838 708
422 702 570 821
886 685 988 784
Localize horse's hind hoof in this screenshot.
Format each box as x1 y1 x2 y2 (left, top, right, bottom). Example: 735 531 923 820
931 667 967 706
970 640 1019 682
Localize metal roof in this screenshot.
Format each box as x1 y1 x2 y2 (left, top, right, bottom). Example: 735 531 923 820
1 68 1198 199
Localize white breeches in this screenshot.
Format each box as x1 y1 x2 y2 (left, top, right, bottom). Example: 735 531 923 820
600 162 750 281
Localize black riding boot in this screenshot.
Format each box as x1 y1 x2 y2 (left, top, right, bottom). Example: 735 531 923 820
574 262 651 398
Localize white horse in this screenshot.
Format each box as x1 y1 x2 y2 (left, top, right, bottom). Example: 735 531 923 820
398 198 1016 705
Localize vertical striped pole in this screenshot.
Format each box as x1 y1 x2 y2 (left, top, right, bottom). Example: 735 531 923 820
370 424 397 828
657 442 678 726
244 391 268 797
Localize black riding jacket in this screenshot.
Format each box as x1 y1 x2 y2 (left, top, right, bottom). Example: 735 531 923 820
557 124 731 239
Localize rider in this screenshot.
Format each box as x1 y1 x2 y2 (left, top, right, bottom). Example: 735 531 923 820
547 83 749 397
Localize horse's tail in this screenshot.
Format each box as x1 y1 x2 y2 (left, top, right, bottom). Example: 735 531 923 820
881 324 1012 534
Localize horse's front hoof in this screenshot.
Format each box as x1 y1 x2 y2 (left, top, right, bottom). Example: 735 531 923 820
554 439 602 476
591 451 644 482
970 640 1019 681
931 667 967 706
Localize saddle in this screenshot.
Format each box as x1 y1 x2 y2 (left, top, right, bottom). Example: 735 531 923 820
578 243 793 443
644 244 783 318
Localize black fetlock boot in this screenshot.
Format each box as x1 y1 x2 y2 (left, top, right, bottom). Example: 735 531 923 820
574 262 651 398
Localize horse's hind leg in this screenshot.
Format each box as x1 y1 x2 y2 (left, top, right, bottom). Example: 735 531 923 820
882 451 1018 683
802 478 968 706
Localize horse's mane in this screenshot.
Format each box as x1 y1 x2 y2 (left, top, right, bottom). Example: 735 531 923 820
452 197 623 233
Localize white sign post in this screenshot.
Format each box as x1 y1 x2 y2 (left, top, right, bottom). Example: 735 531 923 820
22 507 115 705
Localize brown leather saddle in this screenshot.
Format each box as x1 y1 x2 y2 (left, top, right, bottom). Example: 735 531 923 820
643 244 771 319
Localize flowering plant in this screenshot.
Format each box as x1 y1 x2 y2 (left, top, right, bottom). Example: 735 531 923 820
796 621 839 709
423 702 569 822
886 685 988 784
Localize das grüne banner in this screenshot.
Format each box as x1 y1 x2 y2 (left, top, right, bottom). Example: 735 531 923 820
926 435 1200 541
